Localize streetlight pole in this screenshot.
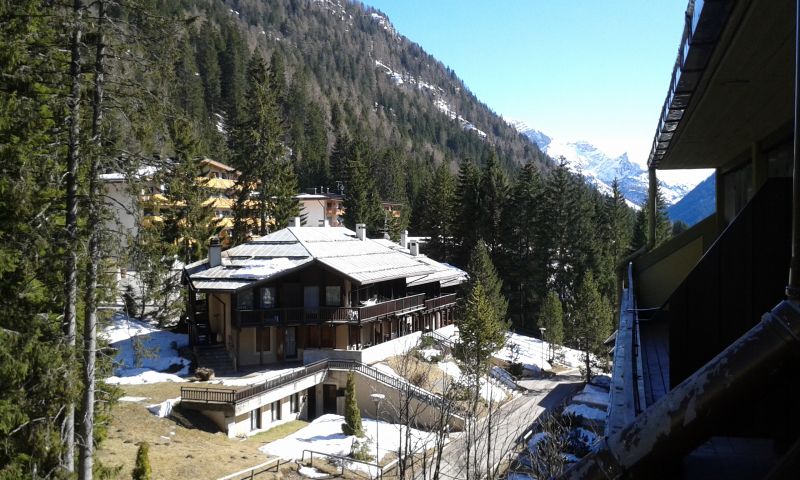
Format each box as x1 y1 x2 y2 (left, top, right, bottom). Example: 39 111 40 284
539 327 547 376
370 393 385 467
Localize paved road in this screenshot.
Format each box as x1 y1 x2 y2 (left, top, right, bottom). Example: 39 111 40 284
417 373 582 480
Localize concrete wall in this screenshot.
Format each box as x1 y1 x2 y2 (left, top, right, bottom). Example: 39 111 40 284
301 331 422 365
327 370 464 431
303 348 362 365
234 370 326 417
361 331 421 365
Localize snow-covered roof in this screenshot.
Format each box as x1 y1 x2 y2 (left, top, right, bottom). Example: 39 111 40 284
186 226 466 292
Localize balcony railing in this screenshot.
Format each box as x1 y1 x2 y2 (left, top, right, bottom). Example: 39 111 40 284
424 293 457 311
236 307 358 327
359 293 425 321
234 293 430 327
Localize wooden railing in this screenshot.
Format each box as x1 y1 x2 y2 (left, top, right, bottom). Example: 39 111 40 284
235 307 357 327
359 293 426 321
424 293 457 311
234 293 429 327
233 360 329 402
181 386 238 404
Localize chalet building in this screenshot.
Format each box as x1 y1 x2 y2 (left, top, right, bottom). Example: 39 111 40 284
183 222 464 371
564 0 800 478
295 188 345 227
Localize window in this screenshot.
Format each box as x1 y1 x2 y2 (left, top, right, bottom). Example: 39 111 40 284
257 327 271 353
325 286 341 306
237 289 254 310
250 408 261 431
271 401 282 421
260 287 276 308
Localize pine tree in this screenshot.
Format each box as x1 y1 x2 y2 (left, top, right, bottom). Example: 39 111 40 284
538 291 564 349
413 162 455 261
132 442 152 480
630 207 648 253
268 159 301 230
453 160 482 267
464 241 508 323
456 242 509 378
195 22 222 114
653 183 672 247
500 163 545 329
342 138 383 235
478 150 509 255
573 272 613 382
230 53 287 238
341 372 364 437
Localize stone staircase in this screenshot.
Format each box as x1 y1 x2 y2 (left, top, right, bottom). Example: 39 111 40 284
194 344 236 377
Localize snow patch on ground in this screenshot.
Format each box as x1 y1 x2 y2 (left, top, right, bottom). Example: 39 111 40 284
495 331 584 373
106 370 186 385
572 384 609 409
118 396 148 402
372 363 401 379
437 361 507 403
260 414 438 473
418 348 442 361
563 404 606 422
101 312 190 383
298 466 330 478
147 397 180 418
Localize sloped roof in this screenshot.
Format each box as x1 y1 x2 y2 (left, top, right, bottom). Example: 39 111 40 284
186 226 465 292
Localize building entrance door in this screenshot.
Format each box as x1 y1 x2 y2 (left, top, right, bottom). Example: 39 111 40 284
323 384 337 414
307 386 317 420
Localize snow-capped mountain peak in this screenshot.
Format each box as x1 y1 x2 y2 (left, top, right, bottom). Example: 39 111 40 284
510 122 691 207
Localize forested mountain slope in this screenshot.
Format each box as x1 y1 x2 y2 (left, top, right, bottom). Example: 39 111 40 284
160 0 549 193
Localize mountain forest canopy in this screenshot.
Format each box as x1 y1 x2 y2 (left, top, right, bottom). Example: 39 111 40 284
0 0 647 477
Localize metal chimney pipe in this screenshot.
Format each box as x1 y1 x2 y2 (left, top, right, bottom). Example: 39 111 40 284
208 237 221 268
293 217 301 228
400 230 408 249
356 223 367 240
409 241 419 256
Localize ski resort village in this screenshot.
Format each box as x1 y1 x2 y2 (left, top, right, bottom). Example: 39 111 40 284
5 0 800 479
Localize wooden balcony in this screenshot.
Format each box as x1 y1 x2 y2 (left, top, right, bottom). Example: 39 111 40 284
424 293 457 311
233 293 430 327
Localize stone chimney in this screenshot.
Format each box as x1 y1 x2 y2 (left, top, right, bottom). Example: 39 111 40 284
400 230 408 249
209 236 222 267
356 223 367 241
293 217 301 227
409 241 419 256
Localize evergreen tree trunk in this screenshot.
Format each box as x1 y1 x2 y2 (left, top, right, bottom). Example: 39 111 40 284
63 0 84 472
80 3 105 477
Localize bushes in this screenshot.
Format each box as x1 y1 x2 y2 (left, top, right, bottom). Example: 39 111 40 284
341 371 364 437
132 442 151 480
195 366 215 381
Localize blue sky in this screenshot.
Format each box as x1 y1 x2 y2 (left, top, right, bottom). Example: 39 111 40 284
361 0 710 184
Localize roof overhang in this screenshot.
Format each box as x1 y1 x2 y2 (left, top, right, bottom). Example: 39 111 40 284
649 0 794 171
